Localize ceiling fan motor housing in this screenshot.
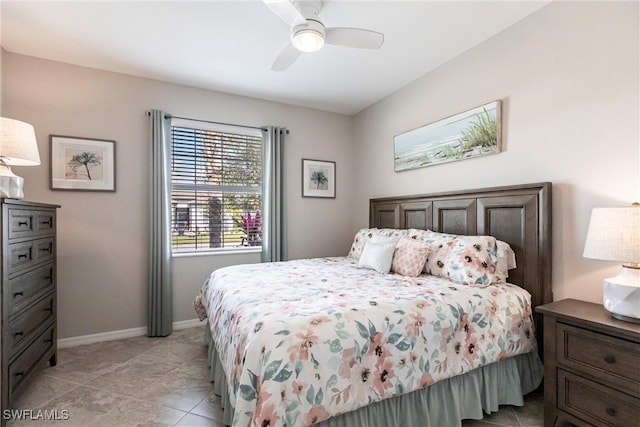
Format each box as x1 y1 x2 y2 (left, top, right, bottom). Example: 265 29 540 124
293 0 324 18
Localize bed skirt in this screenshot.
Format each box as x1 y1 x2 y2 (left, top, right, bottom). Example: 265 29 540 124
203 323 543 427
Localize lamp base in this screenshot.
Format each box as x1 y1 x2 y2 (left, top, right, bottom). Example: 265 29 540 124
603 266 640 322
0 165 24 199
611 312 640 324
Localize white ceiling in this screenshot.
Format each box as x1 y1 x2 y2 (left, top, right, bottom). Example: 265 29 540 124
0 0 551 115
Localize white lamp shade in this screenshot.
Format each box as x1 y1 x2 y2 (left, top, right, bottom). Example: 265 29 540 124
0 117 41 166
583 206 640 265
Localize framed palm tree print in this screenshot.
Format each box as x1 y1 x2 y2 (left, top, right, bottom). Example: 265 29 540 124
50 135 116 191
302 159 335 198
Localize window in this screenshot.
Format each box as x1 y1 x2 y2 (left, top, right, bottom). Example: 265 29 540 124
170 119 262 254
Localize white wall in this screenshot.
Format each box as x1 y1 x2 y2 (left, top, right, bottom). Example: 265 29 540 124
351 1 639 305
1 53 354 338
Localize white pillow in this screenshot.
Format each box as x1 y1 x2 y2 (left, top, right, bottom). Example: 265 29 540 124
497 240 517 269
359 241 396 274
495 240 517 282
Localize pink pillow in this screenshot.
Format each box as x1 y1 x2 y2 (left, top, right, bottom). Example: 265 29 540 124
391 236 430 277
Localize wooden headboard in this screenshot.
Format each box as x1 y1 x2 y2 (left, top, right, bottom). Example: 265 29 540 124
370 182 552 349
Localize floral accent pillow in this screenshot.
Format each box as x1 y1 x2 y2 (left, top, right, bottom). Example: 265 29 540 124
370 233 403 246
391 236 430 277
348 228 407 260
409 229 498 286
407 229 457 273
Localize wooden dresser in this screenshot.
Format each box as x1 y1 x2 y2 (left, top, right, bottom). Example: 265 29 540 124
536 299 640 427
0 200 59 421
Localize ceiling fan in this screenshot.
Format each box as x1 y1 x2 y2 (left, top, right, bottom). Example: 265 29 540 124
263 0 384 71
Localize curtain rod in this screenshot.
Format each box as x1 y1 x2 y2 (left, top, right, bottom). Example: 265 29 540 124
170 114 266 131
146 110 289 134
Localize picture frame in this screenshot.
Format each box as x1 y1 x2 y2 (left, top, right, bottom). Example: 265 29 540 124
394 100 502 172
302 159 335 198
50 135 116 192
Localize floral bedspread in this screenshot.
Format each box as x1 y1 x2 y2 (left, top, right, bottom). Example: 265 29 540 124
196 257 537 427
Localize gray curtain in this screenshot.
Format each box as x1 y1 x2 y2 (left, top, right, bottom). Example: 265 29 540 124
148 110 172 337
262 126 287 262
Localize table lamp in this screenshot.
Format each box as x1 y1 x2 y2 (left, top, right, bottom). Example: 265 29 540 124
0 117 41 199
583 204 640 323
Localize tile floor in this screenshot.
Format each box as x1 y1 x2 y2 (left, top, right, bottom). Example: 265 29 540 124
6 325 545 427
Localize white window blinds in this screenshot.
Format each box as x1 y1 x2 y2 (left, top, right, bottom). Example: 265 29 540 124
170 119 262 254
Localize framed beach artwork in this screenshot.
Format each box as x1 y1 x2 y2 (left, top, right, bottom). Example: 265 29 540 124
50 135 116 191
302 159 335 198
394 100 502 172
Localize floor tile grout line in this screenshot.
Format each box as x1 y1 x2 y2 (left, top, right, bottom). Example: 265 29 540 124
42 359 215 420
78 365 215 416
41 372 88 389
512 407 524 427
58 379 204 421
18 382 84 413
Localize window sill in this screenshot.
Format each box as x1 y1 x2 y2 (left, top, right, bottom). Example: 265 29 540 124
171 247 262 258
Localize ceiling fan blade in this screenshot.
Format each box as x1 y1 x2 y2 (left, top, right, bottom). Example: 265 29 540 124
263 0 307 27
325 28 384 49
271 44 303 71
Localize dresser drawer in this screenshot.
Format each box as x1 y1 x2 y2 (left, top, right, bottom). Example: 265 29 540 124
8 264 55 316
7 237 55 274
558 369 640 426
8 325 55 395
7 208 55 240
8 294 55 357
558 322 640 393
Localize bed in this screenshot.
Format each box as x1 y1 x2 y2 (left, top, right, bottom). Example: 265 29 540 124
194 182 552 427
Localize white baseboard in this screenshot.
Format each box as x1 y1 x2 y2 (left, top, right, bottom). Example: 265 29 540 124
172 318 203 330
57 318 205 348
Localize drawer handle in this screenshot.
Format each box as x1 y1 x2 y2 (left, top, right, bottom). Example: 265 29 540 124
40 218 52 226
18 220 29 227
604 355 616 364
43 338 53 345
17 252 30 260
40 246 52 253
14 331 23 338
606 407 616 417
13 291 24 298
14 372 25 378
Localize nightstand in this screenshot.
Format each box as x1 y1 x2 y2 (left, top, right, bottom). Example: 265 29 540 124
536 299 640 427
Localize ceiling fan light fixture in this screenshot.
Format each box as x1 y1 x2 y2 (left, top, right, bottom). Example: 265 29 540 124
292 30 324 52
291 20 325 53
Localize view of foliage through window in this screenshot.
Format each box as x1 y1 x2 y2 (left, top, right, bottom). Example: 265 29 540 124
170 123 262 253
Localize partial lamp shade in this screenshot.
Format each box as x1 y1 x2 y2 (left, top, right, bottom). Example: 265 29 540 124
0 117 41 199
583 205 640 322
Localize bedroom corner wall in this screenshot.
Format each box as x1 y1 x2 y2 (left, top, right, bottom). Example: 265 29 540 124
1 54 354 339
351 0 639 305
